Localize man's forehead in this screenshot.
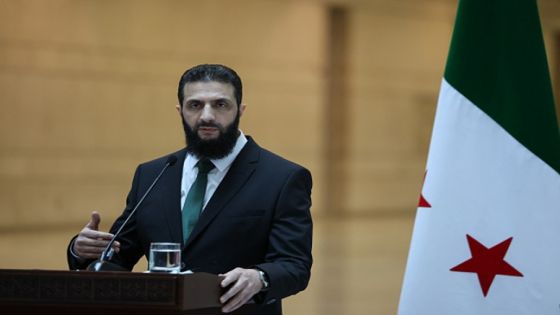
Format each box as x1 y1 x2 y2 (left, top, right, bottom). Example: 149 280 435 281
183 81 235 100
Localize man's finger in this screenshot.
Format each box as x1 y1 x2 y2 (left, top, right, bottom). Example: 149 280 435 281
73 243 105 259
222 282 256 313
77 252 103 259
220 268 241 288
85 211 101 230
220 279 243 304
222 288 248 313
79 246 107 255
81 228 114 240
76 237 111 248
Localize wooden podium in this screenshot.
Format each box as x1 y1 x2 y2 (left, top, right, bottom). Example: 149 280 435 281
0 269 257 314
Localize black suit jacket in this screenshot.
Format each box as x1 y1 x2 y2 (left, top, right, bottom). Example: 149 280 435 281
67 137 313 314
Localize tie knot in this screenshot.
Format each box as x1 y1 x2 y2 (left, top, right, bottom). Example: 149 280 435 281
196 159 215 174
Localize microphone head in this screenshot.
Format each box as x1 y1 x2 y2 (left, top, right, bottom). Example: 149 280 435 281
166 155 178 166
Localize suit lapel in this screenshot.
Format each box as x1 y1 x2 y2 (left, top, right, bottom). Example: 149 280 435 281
158 149 187 244
184 138 260 249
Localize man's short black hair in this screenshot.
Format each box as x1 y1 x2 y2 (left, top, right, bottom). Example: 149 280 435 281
177 64 243 107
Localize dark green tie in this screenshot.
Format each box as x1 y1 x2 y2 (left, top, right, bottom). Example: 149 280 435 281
182 159 215 244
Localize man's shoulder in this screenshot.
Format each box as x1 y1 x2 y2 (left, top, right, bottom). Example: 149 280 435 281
247 138 308 173
258 146 303 169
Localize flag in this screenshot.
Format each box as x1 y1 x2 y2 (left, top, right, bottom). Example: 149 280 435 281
399 0 560 314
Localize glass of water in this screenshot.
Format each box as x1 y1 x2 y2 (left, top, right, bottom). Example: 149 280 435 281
148 242 181 273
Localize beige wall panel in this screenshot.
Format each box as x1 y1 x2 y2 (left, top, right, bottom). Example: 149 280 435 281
540 0 560 120
540 0 560 29
0 0 327 228
349 3 454 73
344 2 455 213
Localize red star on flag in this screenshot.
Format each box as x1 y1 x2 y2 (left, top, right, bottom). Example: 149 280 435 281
450 234 523 297
418 194 431 208
418 170 431 208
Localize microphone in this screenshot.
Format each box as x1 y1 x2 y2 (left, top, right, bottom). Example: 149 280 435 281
87 155 178 272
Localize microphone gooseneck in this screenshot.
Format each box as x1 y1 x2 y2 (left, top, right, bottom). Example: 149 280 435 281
87 155 178 271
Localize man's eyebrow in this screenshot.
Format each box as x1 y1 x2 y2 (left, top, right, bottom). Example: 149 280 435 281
214 98 233 103
185 96 232 101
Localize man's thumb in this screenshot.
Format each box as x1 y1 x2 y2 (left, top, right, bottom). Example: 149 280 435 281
86 211 101 230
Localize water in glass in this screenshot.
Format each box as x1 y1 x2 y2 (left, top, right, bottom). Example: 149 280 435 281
149 243 181 273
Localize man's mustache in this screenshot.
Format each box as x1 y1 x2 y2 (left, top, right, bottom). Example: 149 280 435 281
196 123 221 129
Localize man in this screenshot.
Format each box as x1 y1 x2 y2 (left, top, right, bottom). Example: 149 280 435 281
67 64 313 314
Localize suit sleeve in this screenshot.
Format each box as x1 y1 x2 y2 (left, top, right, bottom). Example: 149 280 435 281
255 167 313 301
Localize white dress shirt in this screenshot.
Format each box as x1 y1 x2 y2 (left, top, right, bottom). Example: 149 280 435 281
180 131 248 211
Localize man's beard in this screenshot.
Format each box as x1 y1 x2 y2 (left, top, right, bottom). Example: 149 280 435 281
182 113 240 160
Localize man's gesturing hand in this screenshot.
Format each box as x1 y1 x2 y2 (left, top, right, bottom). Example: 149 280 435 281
219 268 263 313
72 211 120 259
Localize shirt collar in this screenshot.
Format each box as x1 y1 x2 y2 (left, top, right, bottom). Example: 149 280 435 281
184 130 248 173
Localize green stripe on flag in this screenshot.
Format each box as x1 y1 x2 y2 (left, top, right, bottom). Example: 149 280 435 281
444 0 560 174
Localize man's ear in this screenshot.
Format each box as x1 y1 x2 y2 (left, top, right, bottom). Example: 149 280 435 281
239 103 247 117
175 104 182 115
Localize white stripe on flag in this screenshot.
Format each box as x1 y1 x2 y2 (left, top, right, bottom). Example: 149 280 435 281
399 79 560 314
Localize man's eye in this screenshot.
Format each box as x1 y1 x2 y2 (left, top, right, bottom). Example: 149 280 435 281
214 101 230 109
188 102 201 109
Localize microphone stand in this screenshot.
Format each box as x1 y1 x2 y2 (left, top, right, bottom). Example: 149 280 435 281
87 156 177 271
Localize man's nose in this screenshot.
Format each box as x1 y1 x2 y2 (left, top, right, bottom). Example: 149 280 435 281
200 104 215 122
